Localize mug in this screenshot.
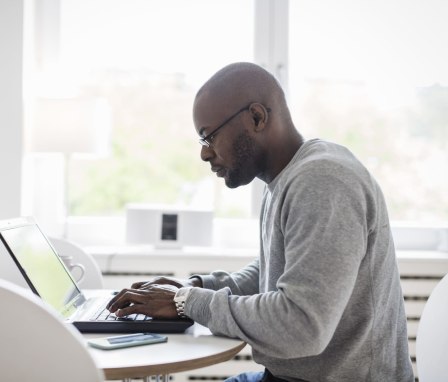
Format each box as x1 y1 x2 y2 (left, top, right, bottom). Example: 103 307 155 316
59 255 85 284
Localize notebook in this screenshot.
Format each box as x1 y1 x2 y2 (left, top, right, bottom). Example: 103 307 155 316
0 217 193 333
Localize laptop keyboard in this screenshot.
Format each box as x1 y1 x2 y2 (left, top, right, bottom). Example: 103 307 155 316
91 306 151 321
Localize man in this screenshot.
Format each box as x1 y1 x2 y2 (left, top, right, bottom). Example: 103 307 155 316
107 62 414 381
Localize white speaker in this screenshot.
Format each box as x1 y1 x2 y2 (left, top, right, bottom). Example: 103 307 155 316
126 204 214 248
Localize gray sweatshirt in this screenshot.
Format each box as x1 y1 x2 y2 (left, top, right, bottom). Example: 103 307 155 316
184 139 414 382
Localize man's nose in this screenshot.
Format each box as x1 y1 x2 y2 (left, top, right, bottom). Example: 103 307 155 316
200 145 215 162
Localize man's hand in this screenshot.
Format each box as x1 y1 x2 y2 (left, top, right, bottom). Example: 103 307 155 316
131 276 202 290
106 284 179 319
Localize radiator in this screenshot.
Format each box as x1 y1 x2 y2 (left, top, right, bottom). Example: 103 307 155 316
399 253 448 381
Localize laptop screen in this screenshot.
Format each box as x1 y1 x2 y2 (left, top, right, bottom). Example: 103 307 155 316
0 222 82 318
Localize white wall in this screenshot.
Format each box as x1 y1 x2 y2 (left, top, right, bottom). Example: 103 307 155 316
0 0 24 219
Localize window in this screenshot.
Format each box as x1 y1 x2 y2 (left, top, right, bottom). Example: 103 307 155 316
27 0 255 224
23 0 447 247
289 0 448 223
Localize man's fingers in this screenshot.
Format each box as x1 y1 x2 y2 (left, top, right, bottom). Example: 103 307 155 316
115 304 141 317
137 277 187 289
107 289 148 312
106 288 131 310
137 278 173 290
131 281 147 289
106 285 179 319
106 287 142 308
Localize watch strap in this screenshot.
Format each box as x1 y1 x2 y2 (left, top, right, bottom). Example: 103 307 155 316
174 287 192 318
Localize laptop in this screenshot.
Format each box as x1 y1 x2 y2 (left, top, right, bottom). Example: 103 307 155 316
0 217 193 333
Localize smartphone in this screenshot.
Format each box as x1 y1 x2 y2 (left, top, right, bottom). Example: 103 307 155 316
87 332 168 350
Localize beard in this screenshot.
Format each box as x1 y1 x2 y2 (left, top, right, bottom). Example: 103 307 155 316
225 130 261 188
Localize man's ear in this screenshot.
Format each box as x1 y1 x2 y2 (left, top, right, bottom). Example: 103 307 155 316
250 104 268 132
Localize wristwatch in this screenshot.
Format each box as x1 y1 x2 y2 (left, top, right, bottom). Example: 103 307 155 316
174 287 192 318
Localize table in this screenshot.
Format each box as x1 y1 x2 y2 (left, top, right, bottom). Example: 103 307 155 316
84 324 247 381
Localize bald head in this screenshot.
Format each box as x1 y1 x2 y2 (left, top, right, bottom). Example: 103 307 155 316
194 62 286 114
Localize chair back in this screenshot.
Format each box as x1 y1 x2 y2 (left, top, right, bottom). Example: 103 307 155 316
50 236 104 289
0 278 104 382
416 272 448 381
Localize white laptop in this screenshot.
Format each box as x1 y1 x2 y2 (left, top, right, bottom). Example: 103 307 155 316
0 216 193 333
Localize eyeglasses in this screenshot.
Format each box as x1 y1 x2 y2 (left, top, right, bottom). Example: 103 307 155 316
198 104 252 147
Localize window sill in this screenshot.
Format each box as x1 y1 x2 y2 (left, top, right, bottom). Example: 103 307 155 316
64 216 448 252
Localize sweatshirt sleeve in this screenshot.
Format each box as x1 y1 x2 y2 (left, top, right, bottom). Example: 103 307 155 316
185 165 371 359
194 259 260 295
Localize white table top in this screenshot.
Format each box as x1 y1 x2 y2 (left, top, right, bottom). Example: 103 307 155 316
83 324 246 380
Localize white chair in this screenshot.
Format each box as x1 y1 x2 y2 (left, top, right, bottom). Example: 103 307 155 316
416 273 448 381
50 236 104 289
0 278 104 382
